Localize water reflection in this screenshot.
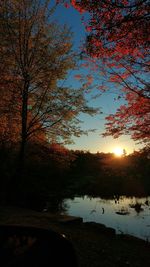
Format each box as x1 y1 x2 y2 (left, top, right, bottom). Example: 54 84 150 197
129 203 143 213
63 195 150 241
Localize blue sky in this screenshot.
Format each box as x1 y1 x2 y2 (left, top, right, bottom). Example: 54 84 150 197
51 2 143 154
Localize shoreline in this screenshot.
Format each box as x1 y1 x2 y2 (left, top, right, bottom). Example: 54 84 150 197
0 207 150 267
0 205 149 243
1 206 150 266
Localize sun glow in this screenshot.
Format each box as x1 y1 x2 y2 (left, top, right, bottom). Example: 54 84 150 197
113 147 123 157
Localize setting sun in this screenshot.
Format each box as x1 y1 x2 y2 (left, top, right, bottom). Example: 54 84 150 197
113 147 124 157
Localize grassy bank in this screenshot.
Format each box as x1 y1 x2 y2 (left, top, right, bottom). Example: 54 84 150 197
0 206 150 267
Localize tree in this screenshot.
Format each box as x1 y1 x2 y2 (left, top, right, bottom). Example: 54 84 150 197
0 0 97 164
103 90 150 144
60 1 149 61
58 0 150 144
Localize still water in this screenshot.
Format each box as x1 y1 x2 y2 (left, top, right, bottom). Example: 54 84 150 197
63 196 150 241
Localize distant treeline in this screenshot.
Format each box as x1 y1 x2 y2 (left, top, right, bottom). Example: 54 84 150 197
0 142 150 210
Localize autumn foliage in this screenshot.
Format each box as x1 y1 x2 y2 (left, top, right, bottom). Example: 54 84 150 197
60 1 149 58
0 0 97 161
104 94 150 143
58 0 150 144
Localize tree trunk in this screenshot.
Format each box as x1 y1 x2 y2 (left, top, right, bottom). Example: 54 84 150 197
19 80 29 170
7 81 29 203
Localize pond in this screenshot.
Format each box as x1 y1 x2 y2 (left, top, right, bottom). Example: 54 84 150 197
63 195 150 241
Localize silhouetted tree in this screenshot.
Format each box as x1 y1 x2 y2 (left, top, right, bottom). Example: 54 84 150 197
0 0 97 164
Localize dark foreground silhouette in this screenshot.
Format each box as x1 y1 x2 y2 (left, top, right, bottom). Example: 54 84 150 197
0 225 78 267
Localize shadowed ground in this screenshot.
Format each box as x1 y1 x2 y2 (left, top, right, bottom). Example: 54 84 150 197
0 206 150 267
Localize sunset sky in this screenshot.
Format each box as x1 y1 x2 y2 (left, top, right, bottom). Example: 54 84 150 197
53 2 143 154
